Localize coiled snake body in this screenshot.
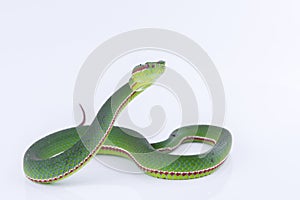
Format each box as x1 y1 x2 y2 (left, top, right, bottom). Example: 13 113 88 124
23 61 232 183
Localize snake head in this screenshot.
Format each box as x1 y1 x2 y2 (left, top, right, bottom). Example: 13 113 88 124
129 60 166 91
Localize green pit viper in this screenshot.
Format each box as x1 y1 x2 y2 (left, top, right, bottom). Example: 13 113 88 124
23 61 232 183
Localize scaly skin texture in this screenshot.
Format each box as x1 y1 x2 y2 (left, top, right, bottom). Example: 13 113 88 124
23 61 232 183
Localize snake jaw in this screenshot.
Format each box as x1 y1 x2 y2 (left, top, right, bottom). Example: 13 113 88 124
129 78 151 92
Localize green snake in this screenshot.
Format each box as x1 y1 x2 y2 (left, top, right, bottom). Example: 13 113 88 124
23 61 232 183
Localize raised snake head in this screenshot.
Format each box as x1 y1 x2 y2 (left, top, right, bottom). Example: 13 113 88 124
129 60 166 91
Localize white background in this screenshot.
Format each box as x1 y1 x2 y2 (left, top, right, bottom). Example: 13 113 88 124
1 0 300 199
